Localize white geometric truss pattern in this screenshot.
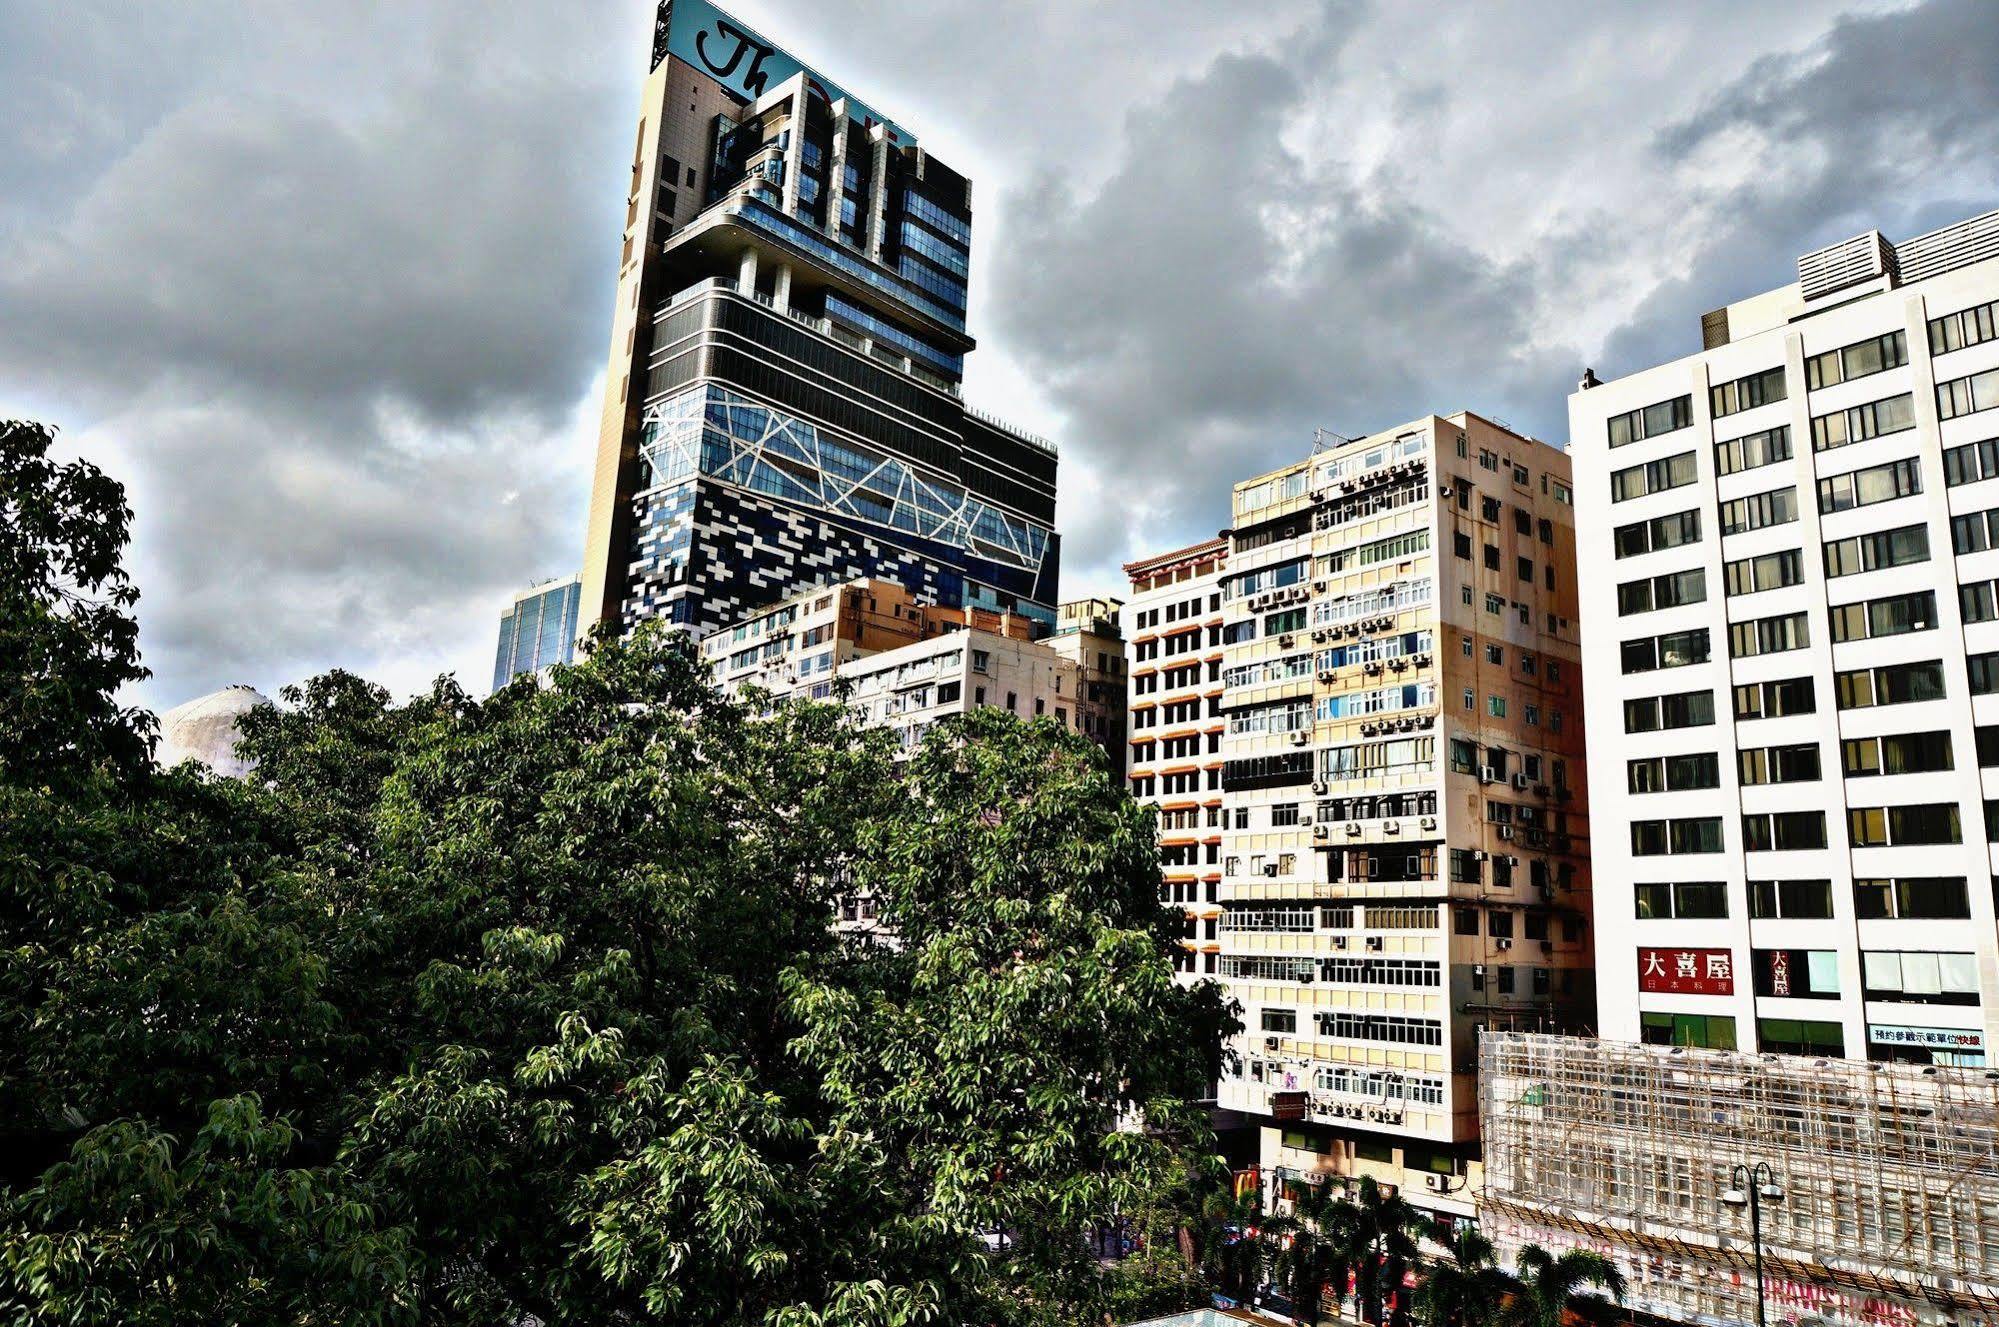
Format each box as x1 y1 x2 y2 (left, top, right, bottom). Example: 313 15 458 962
638 385 1051 573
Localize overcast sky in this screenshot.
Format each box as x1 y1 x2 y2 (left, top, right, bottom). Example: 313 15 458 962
5 0 1998 710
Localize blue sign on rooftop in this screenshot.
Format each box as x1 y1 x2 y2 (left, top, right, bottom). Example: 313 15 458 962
664 0 914 147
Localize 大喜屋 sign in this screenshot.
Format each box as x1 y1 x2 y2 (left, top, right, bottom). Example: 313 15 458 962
1638 947 1734 996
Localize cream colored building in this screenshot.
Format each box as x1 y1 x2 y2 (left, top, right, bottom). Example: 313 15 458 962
1209 415 1593 1221
1123 537 1230 983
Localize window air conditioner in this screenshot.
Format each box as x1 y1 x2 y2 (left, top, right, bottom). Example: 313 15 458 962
1366 936 1385 952
1311 780 1329 795
1383 820 1402 834
1511 772 1530 790
1345 822 1363 835
1478 767 1497 784
1498 825 1515 841
1420 816 1438 830
1495 937 1513 951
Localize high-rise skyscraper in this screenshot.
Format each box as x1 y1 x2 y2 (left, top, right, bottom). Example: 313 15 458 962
1135 416 1593 1221
579 0 1060 643
493 574 583 690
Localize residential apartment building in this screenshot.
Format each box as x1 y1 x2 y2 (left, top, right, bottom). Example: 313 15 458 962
1571 207 1999 1068
1123 538 1230 984
493 574 582 690
580 0 1060 644
699 577 1124 759
1476 207 1999 1327
1212 416 1592 1220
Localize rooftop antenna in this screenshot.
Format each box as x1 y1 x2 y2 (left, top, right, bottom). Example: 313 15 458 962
1311 427 1361 455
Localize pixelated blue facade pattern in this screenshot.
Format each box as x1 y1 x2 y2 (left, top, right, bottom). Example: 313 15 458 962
624 480 1057 636
621 382 1058 633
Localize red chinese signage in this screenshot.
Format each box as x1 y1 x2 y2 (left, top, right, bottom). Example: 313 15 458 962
1639 947 1735 996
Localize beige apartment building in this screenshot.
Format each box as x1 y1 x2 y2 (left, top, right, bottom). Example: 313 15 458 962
700 577 1125 760
1123 537 1231 984
1209 415 1593 1221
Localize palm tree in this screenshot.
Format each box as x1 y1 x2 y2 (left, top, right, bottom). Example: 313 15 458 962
1309 1177 1428 1325
1198 1181 1268 1305
1267 1181 1363 1325
1501 1244 1628 1327
1413 1222 1518 1327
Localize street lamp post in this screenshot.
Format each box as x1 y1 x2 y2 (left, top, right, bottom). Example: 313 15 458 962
1721 1161 1785 1327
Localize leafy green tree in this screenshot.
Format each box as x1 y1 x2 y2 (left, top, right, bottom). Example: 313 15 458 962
1413 1221 1517 1327
1501 1244 1627 1327
1337 1176 1427 1326
0 416 1234 1326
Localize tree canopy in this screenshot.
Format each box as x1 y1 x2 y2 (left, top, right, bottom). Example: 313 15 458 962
0 418 1233 1326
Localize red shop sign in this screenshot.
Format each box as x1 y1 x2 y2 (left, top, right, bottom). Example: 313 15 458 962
1639 947 1734 995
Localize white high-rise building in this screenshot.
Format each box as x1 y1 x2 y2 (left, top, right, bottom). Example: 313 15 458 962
1571 208 1999 1068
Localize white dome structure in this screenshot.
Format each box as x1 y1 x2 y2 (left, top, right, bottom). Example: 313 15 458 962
155 684 271 778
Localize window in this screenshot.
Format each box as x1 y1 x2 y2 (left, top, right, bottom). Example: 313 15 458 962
1613 509 1700 559
1862 951 1981 1006
1817 458 1922 514
1929 298 1999 355
1635 880 1728 918
1617 568 1707 615
1611 451 1697 502
1261 1008 1298 1033
1487 695 1507 718
1952 508 1999 554
1720 487 1798 535
1742 811 1827 852
1642 1011 1736 1050
1824 523 1929 577
1715 425 1793 476
1628 752 1720 794
1270 803 1301 827
1711 367 1787 418
1973 652 1999 695
1828 589 1935 643
1805 330 1907 390
1724 549 1803 596
1453 531 1472 559
1753 949 1841 999
1620 628 1710 673
1631 817 1724 856
1937 366 1999 421
1943 437 1999 487
1962 579 1999 625
1738 743 1821 785
1734 676 1814 720
1843 731 1953 778
1854 877 1971 920
1485 643 1504 665
1608 395 1693 447
1749 878 1833 919
1623 690 1715 733
1810 392 1916 451
1758 1019 1846 1057
1848 803 1961 847
1835 660 1944 709
1729 611 1810 658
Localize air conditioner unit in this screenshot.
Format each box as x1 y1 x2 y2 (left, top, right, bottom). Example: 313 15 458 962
1345 822 1363 835
1505 854 1520 867
1265 1036 1283 1051
1332 936 1350 950
1280 634 1297 648
1298 814 1314 827
1311 780 1329 795
1318 669 1338 682
1264 864 1280 877
1313 824 1331 840
1420 816 1438 830
1426 1174 1446 1192
1312 629 1331 642
1511 772 1530 790
1383 820 1402 835
1364 662 1384 675
1366 936 1385 952
1289 731 1309 746
1498 825 1515 841
1496 937 1513 951
1389 658 1408 672
1412 653 1433 667
1313 580 1329 593
1478 767 1498 784
1472 850 1489 862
